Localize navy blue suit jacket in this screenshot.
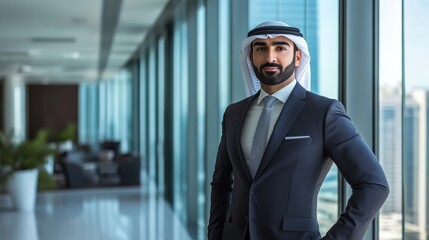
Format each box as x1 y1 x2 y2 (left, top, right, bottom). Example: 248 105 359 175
208 83 389 240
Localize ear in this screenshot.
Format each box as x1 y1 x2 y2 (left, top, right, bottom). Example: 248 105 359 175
295 50 302 67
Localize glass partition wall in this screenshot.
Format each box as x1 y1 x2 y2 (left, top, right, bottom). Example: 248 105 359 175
379 0 429 239
402 1 429 238
379 0 403 238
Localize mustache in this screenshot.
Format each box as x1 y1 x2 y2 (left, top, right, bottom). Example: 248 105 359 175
260 62 282 70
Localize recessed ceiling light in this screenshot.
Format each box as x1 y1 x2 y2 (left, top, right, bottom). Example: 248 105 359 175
63 52 80 59
28 49 41 56
20 65 33 73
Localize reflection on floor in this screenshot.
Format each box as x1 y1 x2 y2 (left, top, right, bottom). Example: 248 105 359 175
0 175 194 240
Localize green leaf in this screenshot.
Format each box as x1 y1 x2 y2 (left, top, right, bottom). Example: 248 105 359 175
0 129 57 186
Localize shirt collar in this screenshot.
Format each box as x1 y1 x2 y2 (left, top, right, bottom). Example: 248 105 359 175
257 79 297 105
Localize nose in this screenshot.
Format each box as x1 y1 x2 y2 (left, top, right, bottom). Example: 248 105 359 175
265 49 276 63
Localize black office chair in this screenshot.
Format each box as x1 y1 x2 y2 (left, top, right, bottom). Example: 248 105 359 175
60 150 98 188
60 162 90 188
117 155 141 185
100 141 120 159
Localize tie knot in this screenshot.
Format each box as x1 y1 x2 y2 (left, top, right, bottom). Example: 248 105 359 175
263 96 277 108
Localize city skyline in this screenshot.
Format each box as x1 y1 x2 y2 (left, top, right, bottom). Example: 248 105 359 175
380 86 429 239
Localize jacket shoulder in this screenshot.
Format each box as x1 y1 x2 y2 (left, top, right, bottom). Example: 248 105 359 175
305 91 337 105
226 94 256 112
301 91 348 118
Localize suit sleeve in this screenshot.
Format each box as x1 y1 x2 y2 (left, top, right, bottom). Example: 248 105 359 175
207 108 233 240
322 100 389 240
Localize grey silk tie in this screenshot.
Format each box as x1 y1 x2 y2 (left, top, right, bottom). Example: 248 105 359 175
248 95 277 179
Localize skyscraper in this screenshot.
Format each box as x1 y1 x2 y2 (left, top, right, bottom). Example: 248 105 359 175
404 89 429 239
380 86 429 239
380 85 403 213
379 85 403 240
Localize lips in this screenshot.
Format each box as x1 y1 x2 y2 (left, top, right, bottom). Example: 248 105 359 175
263 67 279 72
259 63 282 77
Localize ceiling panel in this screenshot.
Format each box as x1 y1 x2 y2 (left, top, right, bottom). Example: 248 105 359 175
0 0 168 83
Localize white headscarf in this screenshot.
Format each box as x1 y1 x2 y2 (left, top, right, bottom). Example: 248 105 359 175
240 21 311 96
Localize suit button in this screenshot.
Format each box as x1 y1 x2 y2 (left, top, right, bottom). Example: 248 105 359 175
250 190 255 194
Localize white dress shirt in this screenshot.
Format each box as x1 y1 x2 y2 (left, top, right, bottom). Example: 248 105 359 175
241 79 297 162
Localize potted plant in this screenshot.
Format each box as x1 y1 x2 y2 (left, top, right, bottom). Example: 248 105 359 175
48 122 76 152
0 129 55 211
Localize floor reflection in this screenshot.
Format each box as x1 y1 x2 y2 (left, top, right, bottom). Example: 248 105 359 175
0 174 193 240
0 212 39 240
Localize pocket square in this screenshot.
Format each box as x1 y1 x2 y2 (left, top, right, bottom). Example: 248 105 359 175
285 135 311 140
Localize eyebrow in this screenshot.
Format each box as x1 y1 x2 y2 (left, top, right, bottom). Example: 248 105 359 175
253 41 290 47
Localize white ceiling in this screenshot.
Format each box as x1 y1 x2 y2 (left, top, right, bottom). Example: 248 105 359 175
0 0 168 83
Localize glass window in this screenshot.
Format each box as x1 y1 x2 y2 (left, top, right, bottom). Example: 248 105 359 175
379 0 403 239
172 9 189 223
248 0 339 235
379 0 429 239
403 0 429 239
79 84 89 144
196 0 207 238
148 44 157 180
218 0 231 112
78 83 98 145
89 71 132 153
139 52 147 163
157 36 166 193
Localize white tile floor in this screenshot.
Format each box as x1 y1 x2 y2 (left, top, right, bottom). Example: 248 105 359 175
0 179 194 240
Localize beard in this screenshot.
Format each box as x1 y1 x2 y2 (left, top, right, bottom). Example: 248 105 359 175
253 58 296 86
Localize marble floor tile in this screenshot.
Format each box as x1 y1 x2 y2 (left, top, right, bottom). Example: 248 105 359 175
0 186 194 240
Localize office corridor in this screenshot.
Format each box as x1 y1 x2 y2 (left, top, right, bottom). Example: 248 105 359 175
0 175 194 240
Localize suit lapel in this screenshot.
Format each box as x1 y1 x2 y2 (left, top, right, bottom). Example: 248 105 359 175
254 84 307 179
235 93 259 183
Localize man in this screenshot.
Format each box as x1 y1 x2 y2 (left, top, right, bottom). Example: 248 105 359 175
207 21 389 240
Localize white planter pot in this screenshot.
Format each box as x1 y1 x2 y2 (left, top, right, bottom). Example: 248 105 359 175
7 169 39 212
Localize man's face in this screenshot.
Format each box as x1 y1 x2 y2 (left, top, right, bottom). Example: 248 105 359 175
251 36 301 86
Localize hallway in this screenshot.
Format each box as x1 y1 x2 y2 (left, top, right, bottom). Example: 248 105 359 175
0 178 194 240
